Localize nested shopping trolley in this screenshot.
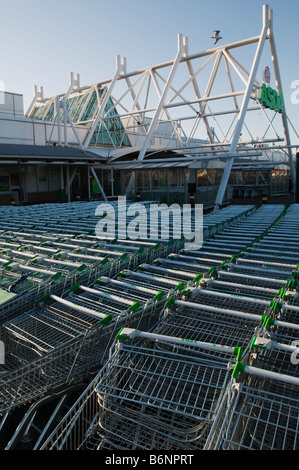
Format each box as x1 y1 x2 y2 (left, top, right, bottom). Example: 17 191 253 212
0 249 104 323
204 286 299 451
0 273 166 415
38 296 299 450
94 334 234 449
89 283 267 451
35 204 299 450
116 268 187 296
0 257 65 319
210 335 299 450
220 373 299 450
0 236 145 323
37 287 266 450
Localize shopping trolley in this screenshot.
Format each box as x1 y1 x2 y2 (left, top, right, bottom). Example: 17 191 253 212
0 258 68 322
204 285 299 451
91 279 264 449
0 272 166 415
116 269 187 295
94 333 233 449
31 203 299 450
216 342 299 451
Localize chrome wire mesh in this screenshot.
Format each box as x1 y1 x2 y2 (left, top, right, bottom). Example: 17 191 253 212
5 202 299 451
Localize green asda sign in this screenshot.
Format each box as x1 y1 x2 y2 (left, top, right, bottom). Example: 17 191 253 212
259 83 283 113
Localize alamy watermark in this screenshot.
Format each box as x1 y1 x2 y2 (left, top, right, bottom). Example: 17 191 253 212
291 340 299 365
95 196 203 250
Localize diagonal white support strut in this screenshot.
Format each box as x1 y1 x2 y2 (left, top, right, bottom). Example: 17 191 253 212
214 4 270 210
84 56 126 148
90 167 108 202
125 34 188 196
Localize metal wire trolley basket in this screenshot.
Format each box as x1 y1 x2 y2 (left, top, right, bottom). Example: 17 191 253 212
219 353 299 450
95 336 232 449
0 273 165 415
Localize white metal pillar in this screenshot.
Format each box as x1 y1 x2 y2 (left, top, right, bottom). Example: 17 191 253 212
125 33 188 196
214 4 269 210
268 8 295 186
63 101 85 150
66 165 71 202
55 96 62 146
69 166 78 187
26 85 44 118
90 167 108 202
60 166 64 191
87 166 91 200
110 168 114 197
63 97 68 147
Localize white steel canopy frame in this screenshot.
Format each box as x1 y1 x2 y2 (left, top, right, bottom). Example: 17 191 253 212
27 4 294 207
214 4 295 209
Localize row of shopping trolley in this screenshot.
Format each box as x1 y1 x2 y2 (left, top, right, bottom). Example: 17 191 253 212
0 201 255 444
0 200 253 237
32 203 299 451
0 201 253 322
0 200 183 321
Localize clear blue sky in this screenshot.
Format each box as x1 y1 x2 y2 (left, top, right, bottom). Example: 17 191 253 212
1 0 299 144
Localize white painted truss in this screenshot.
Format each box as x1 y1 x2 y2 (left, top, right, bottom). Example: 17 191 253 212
26 4 295 208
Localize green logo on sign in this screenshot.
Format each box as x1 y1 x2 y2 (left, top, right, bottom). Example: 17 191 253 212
259 83 283 113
